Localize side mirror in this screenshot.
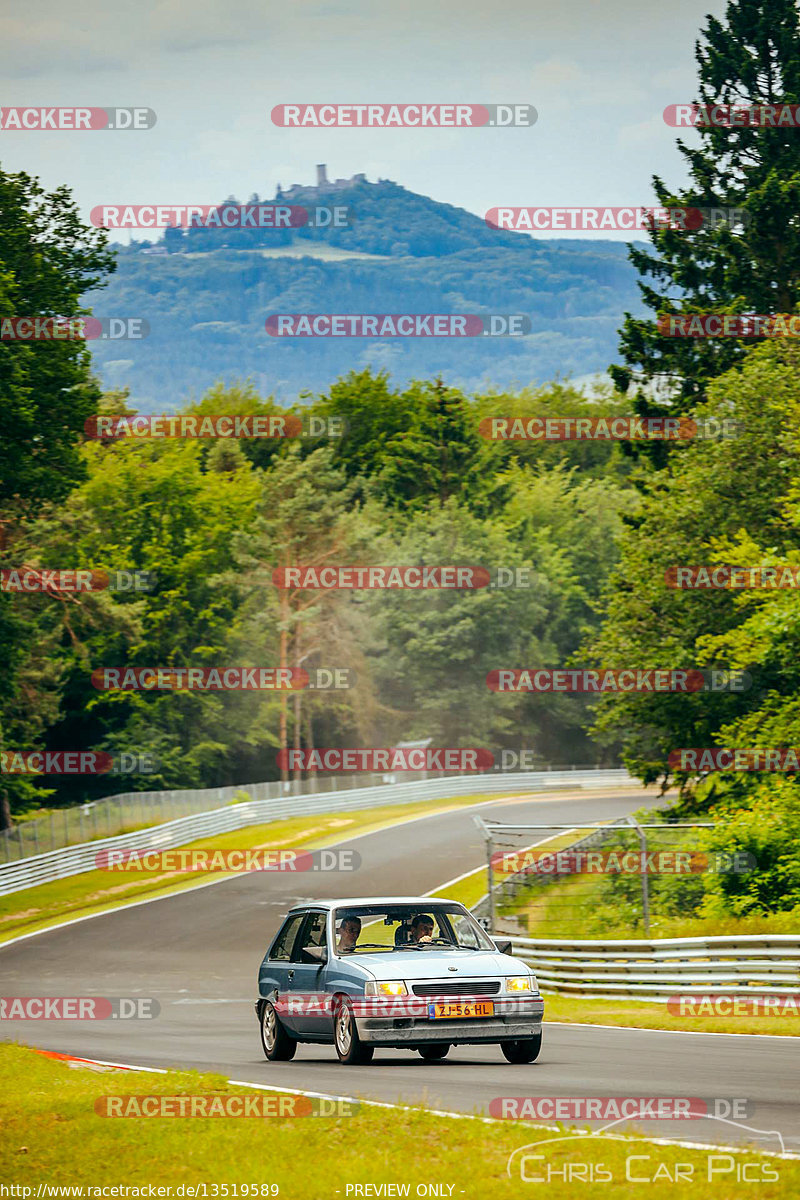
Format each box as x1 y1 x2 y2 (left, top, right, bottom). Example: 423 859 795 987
495 939 513 956
304 945 328 963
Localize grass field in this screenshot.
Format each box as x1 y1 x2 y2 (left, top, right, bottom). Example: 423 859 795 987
0 1044 795 1197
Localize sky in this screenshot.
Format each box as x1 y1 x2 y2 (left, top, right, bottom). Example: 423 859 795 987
0 0 728 243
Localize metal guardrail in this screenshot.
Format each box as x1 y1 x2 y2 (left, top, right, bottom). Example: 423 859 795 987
507 933 800 1001
0 768 635 896
0 764 628 864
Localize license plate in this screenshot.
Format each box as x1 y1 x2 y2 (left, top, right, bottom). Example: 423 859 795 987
427 1001 494 1019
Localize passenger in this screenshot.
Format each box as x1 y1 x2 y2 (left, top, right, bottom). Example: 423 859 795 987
337 916 362 952
409 913 435 944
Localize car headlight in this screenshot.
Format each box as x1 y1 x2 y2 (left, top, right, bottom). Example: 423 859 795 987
364 980 408 996
506 976 533 992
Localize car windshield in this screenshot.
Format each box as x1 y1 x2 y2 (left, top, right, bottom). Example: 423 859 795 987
333 903 496 954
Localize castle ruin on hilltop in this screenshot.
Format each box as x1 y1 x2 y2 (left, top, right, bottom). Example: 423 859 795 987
276 164 367 200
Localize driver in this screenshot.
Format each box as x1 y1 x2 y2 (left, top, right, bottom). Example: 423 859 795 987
337 915 361 952
409 913 435 944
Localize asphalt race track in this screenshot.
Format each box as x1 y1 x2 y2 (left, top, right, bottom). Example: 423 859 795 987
1 789 796 1154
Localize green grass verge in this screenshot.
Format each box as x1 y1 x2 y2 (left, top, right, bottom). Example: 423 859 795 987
504 868 800 939
544 992 799 1036
1 1045 795 1196
0 793 516 945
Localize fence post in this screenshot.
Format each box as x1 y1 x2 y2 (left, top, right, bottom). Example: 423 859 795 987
487 836 495 934
628 816 650 938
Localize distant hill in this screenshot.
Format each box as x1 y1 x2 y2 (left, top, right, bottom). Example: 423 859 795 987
85 174 647 407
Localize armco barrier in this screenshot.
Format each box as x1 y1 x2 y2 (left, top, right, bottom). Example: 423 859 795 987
0 764 627 862
0 768 634 896
507 933 800 1002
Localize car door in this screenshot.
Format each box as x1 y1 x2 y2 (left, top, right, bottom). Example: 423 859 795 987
285 910 330 1038
260 911 306 1013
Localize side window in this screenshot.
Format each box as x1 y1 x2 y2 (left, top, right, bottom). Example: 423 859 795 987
270 914 305 962
296 912 327 962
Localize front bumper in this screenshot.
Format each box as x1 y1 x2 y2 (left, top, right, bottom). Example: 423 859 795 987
354 995 544 1046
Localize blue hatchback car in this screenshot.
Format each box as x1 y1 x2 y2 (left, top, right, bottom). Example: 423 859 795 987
255 896 544 1064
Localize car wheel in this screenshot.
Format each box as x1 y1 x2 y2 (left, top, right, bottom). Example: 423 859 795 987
333 997 374 1065
418 1043 450 1061
260 1000 297 1061
501 1032 542 1064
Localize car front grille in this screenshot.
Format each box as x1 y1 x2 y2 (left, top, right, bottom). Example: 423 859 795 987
411 980 501 996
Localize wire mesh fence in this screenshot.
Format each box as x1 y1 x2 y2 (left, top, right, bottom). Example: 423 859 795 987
473 815 720 938
0 764 630 865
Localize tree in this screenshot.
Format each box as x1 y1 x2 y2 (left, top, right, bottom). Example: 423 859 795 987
369 499 551 750
232 445 378 782
587 340 800 786
611 0 800 428
375 378 486 510
314 371 488 512
0 167 115 827
0 167 115 523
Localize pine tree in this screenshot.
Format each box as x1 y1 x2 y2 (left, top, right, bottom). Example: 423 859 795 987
611 0 800 427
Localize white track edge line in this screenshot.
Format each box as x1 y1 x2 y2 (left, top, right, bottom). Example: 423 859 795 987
32 1049 800 1160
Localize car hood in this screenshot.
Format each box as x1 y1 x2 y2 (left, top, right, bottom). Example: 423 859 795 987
355 950 530 981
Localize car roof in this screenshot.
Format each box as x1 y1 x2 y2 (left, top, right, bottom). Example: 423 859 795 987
286 896 460 912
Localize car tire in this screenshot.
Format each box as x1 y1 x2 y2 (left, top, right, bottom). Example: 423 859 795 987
418 1043 450 1061
501 1032 542 1064
260 1000 297 1061
333 997 374 1065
